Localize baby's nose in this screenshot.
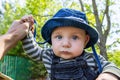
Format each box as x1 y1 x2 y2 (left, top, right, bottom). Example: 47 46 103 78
62 39 71 48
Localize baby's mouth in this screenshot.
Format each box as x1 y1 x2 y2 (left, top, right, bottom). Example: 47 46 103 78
60 51 70 54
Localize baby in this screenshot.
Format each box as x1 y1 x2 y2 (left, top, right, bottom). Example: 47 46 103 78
21 8 120 80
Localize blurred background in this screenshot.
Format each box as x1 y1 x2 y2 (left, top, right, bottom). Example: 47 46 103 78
0 0 120 80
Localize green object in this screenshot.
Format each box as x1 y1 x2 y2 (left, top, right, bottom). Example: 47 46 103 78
0 55 31 80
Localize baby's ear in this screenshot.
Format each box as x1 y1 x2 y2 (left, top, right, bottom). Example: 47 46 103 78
84 35 90 47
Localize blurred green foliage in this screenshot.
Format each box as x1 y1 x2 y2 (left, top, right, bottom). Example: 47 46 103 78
108 50 120 68
29 61 47 79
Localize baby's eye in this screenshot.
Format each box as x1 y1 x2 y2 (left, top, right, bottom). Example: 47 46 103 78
72 35 79 40
56 35 62 40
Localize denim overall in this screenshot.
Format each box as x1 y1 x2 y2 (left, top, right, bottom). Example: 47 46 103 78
51 54 98 80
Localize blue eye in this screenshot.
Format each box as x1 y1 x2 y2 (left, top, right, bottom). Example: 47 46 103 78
56 35 62 40
72 36 78 40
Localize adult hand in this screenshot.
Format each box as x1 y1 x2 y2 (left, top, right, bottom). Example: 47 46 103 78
7 19 30 40
0 18 32 60
96 72 118 80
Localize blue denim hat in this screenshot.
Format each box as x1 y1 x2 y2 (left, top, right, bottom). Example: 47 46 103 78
41 8 98 48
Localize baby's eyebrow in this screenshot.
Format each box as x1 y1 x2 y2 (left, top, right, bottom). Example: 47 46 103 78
71 31 82 34
53 31 62 34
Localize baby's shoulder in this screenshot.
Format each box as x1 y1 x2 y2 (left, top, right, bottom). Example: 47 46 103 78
84 52 95 58
42 48 54 57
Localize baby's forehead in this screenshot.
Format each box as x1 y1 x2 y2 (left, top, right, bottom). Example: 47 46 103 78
52 26 86 34
53 26 85 30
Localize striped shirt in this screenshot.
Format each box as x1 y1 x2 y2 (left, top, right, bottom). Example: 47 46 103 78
22 32 120 78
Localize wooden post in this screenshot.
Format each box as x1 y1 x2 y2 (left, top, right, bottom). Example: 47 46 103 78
0 72 13 80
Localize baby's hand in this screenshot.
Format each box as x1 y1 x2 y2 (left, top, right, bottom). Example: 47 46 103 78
21 15 34 33
96 72 119 80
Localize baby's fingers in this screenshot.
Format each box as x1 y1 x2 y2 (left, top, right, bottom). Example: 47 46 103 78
21 15 34 24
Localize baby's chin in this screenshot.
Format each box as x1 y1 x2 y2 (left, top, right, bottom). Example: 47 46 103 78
57 55 76 60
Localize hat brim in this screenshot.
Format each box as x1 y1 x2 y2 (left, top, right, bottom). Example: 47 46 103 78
41 17 98 48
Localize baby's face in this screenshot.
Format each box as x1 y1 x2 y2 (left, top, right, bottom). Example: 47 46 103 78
51 26 90 59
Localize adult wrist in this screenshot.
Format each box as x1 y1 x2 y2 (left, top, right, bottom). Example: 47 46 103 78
0 33 18 59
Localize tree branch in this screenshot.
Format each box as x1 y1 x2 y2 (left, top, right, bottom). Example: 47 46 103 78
79 0 84 12
92 0 102 34
104 0 111 40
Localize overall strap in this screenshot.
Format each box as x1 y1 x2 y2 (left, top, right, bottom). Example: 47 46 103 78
51 54 60 80
52 54 60 64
